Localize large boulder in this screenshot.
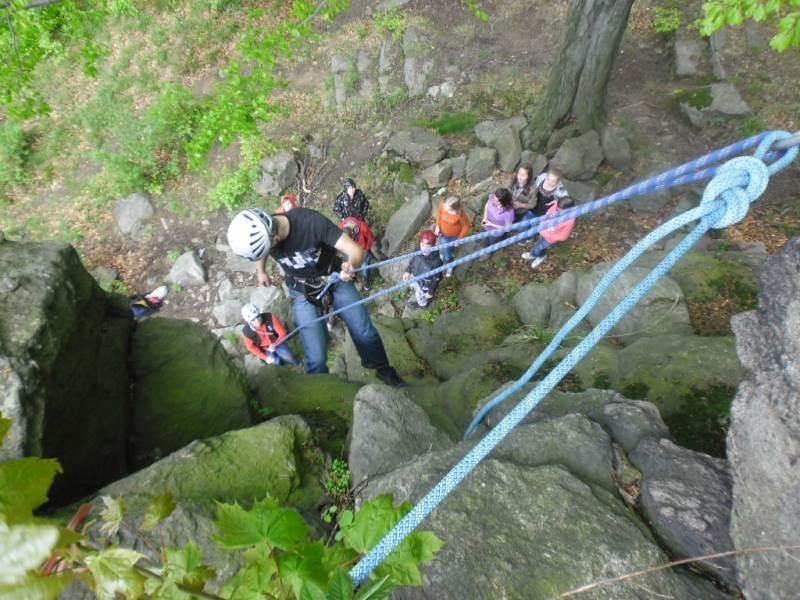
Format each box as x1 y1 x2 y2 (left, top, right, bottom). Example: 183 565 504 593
0 240 131 504
84 417 324 591
601 125 632 171
728 237 800 599
707 83 752 117
617 334 744 456
494 125 522 171
550 131 604 180
384 128 448 168
250 368 360 455
113 192 154 237
465 147 497 184
420 160 452 188
165 251 206 286
575 263 692 341
364 456 723 599
341 315 425 383
130 318 251 467
473 117 527 146
380 191 430 256
349 384 451 484
402 27 433 97
254 150 298 196
631 438 737 587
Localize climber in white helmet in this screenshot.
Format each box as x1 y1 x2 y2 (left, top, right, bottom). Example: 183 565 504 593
227 206 406 387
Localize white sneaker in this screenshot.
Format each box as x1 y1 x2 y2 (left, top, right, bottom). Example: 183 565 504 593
445 269 453 278
146 285 169 301
521 252 533 260
531 256 546 269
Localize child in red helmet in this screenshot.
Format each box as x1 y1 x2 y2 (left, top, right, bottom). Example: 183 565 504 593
402 230 444 309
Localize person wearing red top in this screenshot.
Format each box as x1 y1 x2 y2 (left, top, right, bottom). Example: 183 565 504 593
435 196 471 277
339 216 378 291
521 196 576 269
240 303 299 365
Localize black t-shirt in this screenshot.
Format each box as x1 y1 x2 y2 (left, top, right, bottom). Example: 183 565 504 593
269 208 344 279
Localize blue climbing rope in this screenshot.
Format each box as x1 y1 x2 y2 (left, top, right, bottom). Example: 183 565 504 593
346 131 799 587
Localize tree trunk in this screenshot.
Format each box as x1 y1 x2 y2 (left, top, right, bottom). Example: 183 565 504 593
529 0 634 149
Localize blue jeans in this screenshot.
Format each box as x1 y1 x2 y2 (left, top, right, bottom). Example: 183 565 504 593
438 234 457 263
289 280 389 374
527 237 551 258
267 344 299 366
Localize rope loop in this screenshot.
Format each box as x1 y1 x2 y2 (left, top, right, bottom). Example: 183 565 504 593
699 156 769 229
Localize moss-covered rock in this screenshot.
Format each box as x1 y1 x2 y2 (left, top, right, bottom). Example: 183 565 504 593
341 315 426 383
617 334 744 456
130 318 251 467
405 304 519 379
250 368 361 455
668 252 758 304
0 239 131 504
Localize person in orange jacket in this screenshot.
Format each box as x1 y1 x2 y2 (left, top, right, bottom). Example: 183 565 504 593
435 196 472 278
521 197 576 269
240 303 299 365
339 216 377 291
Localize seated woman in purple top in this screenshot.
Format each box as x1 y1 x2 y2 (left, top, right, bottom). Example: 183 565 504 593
481 188 515 247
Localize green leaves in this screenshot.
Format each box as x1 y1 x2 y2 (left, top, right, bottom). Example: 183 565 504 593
142 491 176 531
98 496 125 538
339 495 411 554
85 548 146 600
699 0 800 50
215 498 310 551
0 456 62 524
0 417 10 443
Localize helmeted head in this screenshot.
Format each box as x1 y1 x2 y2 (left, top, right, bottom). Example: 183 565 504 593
227 208 275 261
241 303 261 325
419 230 437 255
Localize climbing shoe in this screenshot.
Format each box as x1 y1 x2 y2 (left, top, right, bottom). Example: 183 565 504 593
376 366 407 388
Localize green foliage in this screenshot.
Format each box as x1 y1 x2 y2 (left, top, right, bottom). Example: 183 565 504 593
463 0 490 21
651 7 682 35
739 114 765 136
374 9 407 40
699 0 800 51
325 459 352 499
167 249 181 263
0 121 29 191
0 0 108 119
96 84 199 195
412 111 477 135
673 86 713 109
1 415 443 599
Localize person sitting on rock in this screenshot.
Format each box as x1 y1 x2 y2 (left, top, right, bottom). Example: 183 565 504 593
521 196 576 269
240 303 299 365
481 188 515 248
402 230 443 309
435 196 471 278
334 177 370 221
339 216 377 291
227 207 406 386
533 168 569 217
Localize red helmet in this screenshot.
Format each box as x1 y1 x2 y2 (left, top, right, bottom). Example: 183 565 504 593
277 194 299 213
420 230 438 246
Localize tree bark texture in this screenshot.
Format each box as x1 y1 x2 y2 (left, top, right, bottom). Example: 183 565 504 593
530 0 634 148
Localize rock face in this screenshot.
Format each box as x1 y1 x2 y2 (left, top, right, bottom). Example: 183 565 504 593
85 417 324 591
550 131 604 180
631 438 737 586
113 192 154 237
465 147 496 184
254 150 298 196
728 238 800 599
165 251 206 286
358 389 726 599
0 240 131 504
380 191 430 256
130 318 251 467
384 128 449 168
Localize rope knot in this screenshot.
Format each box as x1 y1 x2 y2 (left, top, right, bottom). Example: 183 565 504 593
700 156 769 229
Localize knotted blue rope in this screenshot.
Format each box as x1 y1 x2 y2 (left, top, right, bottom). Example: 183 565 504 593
348 131 797 587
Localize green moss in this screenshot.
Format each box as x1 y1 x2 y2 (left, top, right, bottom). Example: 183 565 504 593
673 86 713 110
413 111 477 135
664 385 735 457
396 161 416 184
250 369 360 456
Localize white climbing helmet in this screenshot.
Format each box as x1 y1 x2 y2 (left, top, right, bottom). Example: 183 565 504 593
227 208 274 261
241 303 261 324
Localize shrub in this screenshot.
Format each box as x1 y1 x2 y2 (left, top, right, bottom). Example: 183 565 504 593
0 121 29 190
652 7 682 35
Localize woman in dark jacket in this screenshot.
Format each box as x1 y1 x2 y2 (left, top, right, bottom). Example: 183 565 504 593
334 178 370 221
